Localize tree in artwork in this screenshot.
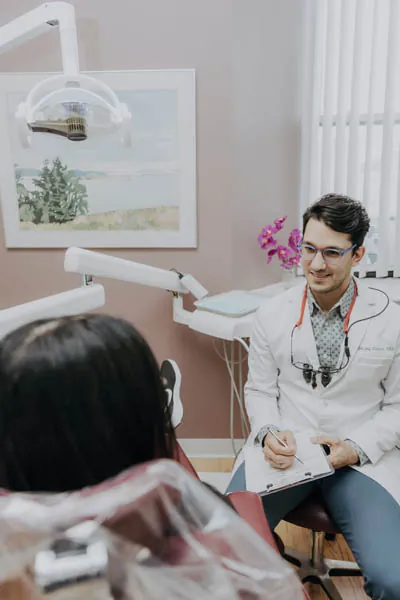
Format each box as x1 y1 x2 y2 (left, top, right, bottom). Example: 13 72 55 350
15 158 88 225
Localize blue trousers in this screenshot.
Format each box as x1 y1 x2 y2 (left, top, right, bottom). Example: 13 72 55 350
227 463 400 600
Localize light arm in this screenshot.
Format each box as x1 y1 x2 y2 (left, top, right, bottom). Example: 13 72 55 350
0 3 131 147
0 284 105 340
64 247 208 299
0 2 79 74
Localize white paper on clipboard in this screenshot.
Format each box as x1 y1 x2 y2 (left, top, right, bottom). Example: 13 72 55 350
244 432 334 495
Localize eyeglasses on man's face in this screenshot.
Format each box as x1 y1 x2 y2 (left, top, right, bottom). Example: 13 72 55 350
300 243 357 265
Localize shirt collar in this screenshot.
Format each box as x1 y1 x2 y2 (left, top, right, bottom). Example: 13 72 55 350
308 277 356 319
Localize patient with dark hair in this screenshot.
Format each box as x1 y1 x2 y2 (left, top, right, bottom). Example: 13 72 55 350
0 314 297 600
0 314 176 492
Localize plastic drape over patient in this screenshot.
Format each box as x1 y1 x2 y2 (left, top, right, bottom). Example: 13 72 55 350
0 460 303 599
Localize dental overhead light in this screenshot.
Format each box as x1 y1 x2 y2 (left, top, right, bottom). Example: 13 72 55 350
0 2 131 147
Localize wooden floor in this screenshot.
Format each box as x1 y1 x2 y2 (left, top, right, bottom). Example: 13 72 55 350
191 457 367 600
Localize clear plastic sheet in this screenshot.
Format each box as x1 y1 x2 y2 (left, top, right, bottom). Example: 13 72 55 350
0 459 303 599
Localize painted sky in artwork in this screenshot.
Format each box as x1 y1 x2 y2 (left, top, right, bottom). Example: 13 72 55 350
8 89 181 215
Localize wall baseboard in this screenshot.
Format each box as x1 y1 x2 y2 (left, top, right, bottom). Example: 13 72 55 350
178 438 245 458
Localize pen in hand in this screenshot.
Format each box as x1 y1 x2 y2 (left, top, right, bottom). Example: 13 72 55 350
268 429 304 465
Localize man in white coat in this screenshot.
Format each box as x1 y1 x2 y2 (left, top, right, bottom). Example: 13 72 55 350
227 194 400 600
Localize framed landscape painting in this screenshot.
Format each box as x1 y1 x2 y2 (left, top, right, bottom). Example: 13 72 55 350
0 69 196 248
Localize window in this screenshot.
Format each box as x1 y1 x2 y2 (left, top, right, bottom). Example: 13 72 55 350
300 0 400 277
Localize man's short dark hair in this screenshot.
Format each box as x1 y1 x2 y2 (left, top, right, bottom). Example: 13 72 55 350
302 193 370 248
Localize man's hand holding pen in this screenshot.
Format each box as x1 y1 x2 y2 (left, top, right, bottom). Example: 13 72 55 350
262 429 300 470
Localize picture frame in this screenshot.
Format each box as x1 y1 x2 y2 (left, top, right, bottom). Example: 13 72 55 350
0 69 197 248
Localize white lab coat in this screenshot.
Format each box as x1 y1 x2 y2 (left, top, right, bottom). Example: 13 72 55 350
238 279 400 505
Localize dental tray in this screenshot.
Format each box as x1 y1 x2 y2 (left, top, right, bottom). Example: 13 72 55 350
194 290 266 317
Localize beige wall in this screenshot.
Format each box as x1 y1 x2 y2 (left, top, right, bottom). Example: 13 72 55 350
0 0 304 438
232 1 304 288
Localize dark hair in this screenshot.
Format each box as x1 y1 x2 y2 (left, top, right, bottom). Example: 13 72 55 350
0 314 176 492
302 193 370 248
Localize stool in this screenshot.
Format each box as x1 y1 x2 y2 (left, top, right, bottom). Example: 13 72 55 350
283 493 362 600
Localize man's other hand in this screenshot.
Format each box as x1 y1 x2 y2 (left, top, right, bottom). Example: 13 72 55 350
262 429 297 470
312 435 359 469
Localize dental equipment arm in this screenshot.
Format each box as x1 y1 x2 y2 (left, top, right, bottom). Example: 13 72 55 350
0 3 131 146
64 247 208 327
0 284 105 339
0 2 79 75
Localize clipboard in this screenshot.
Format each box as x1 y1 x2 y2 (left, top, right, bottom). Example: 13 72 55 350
243 432 334 496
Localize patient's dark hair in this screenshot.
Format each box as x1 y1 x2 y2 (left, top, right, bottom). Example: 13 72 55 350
302 193 370 249
0 314 176 492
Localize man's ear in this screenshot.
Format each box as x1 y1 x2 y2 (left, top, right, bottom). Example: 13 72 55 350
352 246 365 266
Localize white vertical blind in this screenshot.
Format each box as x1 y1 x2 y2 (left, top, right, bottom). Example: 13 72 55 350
334 0 353 193
363 0 380 215
308 1 327 205
300 0 400 277
377 0 400 276
321 1 339 193
394 148 400 276
347 0 367 198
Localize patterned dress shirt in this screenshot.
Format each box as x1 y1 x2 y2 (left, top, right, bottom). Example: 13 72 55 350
256 278 370 466
308 278 354 372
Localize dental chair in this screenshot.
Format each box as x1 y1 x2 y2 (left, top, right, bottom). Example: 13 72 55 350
173 440 281 549
165 360 280 550
283 494 362 600
0 459 305 599
167 362 311 598
173 440 311 598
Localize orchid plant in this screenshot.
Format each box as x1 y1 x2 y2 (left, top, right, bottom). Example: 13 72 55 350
257 216 302 270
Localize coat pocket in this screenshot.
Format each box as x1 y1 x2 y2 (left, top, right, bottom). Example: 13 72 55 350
356 354 392 364
354 355 392 378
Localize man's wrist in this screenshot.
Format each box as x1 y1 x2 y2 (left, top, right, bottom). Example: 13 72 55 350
255 425 279 447
345 439 370 466
349 444 360 466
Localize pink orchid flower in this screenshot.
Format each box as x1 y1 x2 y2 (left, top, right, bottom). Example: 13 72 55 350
266 248 278 264
276 245 291 260
274 216 287 231
258 216 302 271
258 232 277 249
262 225 278 237
288 228 302 251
